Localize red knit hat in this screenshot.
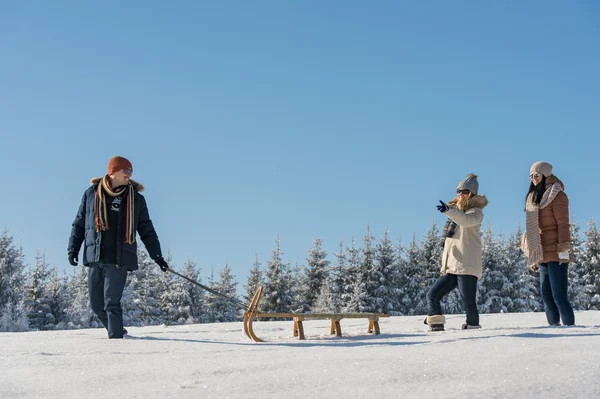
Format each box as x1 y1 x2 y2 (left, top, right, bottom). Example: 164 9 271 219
107 156 133 175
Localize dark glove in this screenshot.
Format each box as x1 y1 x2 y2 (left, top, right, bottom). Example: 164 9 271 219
155 257 169 272
68 252 78 266
436 200 449 213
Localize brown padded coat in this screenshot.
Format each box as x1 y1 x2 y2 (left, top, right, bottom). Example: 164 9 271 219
538 176 572 263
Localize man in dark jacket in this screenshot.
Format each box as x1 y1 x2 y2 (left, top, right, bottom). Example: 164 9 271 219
68 156 169 338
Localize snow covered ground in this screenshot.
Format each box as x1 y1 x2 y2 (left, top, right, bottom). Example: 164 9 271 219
1 311 599 398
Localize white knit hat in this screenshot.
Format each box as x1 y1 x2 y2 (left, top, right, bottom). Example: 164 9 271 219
530 161 553 177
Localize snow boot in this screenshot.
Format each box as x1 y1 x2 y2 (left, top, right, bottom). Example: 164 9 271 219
426 315 445 332
461 324 481 330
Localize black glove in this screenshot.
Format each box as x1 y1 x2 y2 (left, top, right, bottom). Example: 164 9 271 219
68 252 79 266
155 257 169 272
436 200 449 213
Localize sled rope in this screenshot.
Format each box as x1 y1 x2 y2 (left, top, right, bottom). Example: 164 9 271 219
167 268 249 310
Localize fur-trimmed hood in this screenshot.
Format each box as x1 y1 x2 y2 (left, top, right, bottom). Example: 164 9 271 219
545 174 565 191
90 177 144 192
448 194 488 211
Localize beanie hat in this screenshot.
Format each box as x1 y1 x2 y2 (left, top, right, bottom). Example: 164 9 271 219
457 173 479 195
107 156 133 175
530 161 553 177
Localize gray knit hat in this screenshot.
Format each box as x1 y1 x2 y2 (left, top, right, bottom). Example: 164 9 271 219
530 161 553 177
457 173 479 195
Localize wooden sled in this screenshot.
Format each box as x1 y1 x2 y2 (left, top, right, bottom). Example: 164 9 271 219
243 286 390 342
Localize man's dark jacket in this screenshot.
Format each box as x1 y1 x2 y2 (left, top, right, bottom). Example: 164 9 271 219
68 178 162 270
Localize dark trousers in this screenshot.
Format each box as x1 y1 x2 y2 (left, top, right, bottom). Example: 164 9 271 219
539 262 575 326
88 263 128 338
427 273 479 326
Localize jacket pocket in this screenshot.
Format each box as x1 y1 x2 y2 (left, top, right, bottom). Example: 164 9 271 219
452 246 463 263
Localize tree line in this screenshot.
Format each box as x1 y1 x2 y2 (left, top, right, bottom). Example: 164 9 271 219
1 218 599 332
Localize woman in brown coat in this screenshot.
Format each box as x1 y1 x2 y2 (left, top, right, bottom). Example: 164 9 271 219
522 161 575 326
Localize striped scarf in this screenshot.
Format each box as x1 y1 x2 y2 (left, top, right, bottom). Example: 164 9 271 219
95 175 136 244
523 182 563 267
442 219 457 239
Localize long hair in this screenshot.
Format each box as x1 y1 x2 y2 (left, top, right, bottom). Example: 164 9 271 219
525 175 546 208
449 191 474 211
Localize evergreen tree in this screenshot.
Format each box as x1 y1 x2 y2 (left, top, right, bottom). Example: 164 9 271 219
262 237 293 314
207 263 241 322
302 237 330 311
204 268 218 323
413 222 443 315
369 228 402 314
246 254 263 301
122 250 163 326
477 226 509 313
0 230 28 332
44 271 69 329
348 226 376 312
315 239 347 313
567 220 586 310
159 260 195 325
26 251 53 330
394 239 410 315
342 238 361 311
64 267 95 329
502 227 540 312
582 219 600 309
181 259 207 323
398 235 423 315
290 260 307 313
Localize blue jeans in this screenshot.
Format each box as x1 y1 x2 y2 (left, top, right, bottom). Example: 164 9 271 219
539 262 575 326
427 273 479 326
88 263 128 338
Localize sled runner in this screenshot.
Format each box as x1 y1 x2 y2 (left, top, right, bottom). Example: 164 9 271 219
243 286 390 342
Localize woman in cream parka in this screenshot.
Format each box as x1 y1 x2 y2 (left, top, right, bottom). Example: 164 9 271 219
425 173 488 331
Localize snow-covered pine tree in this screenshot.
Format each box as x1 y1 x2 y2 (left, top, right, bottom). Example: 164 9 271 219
155 252 189 325
315 239 347 313
246 254 263 301
567 220 586 310
393 239 410 315
300 237 330 312
477 225 509 313
159 259 194 325
0 230 29 332
413 222 443 315
369 228 402 314
181 259 207 323
582 219 600 309
44 270 69 329
206 263 241 322
26 251 53 330
342 238 361 311
64 266 95 329
262 236 293 314
122 250 163 326
348 226 376 312
204 267 218 323
502 226 540 312
397 235 423 315
290 260 308 313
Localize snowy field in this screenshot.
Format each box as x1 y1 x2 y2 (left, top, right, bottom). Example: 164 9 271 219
1 311 599 399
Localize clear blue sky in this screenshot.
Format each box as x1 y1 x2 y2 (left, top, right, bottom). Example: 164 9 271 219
1 1 598 286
